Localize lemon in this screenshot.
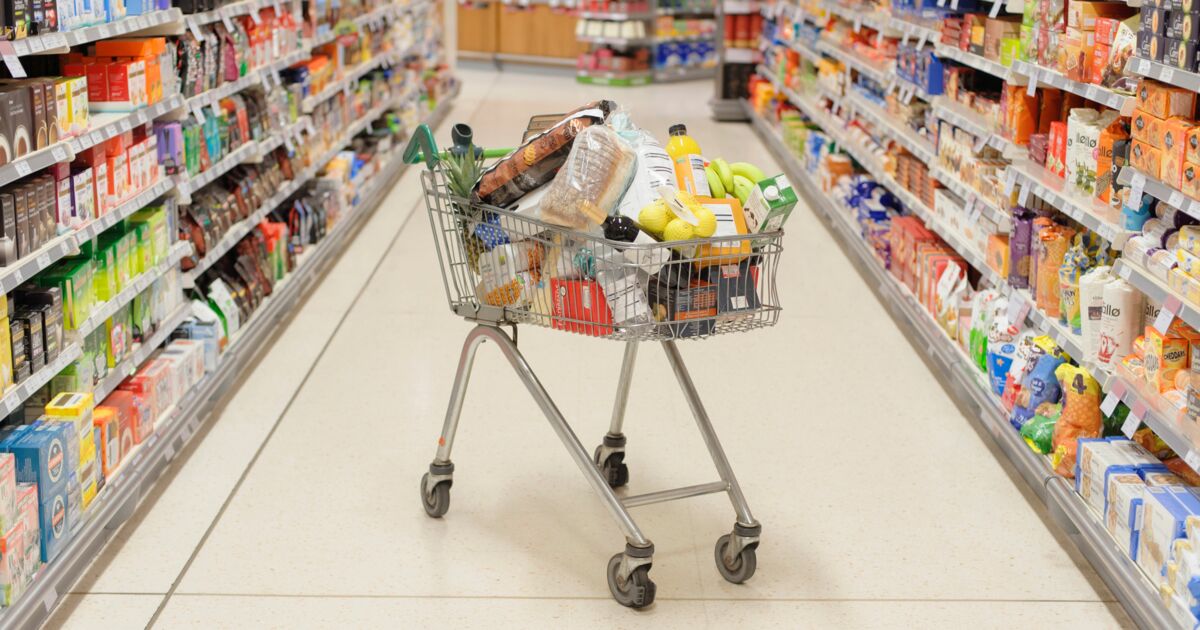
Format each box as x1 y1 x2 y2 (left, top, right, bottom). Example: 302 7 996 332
638 201 670 236
693 206 717 237
663 218 695 241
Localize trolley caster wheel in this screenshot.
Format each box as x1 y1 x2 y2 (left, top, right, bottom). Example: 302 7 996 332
607 552 656 609
420 472 451 518
593 445 629 488
714 533 757 584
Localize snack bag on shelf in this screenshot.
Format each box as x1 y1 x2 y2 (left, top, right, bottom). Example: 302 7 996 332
1009 208 1037 289
1002 335 1046 411
987 314 1028 396
1036 225 1076 318
1051 364 1103 477
969 289 1002 372
1010 352 1067 430
1020 402 1061 454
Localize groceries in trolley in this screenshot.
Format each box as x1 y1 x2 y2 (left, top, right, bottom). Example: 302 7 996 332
447 100 795 339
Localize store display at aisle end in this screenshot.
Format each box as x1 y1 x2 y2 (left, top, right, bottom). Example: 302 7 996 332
576 0 720 84
0 0 455 625
746 0 1200 626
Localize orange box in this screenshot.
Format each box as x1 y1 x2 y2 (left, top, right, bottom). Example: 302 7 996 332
1131 139 1163 179
1187 128 1200 166
1163 118 1195 189
1089 43 1110 84
693 196 751 267
1183 162 1200 200
93 37 167 58
1067 1 1134 31
1097 123 1129 203
1136 79 1198 120
987 234 1011 277
1004 84 1037 144
1132 109 1166 150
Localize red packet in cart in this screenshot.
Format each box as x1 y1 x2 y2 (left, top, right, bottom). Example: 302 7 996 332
551 278 613 337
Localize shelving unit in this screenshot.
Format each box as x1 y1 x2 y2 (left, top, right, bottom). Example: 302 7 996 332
745 102 1179 630
1125 56 1200 93
576 0 717 86
0 89 455 630
1117 167 1200 220
930 97 1020 157
1007 159 1132 248
935 44 1023 83
1010 60 1135 114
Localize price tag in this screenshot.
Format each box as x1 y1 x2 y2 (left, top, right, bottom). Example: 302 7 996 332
187 18 204 40
0 41 27 78
1153 295 1180 334
45 33 66 49
89 130 104 146
1007 294 1031 323
1129 172 1147 206
35 252 50 269
936 0 946 6
1099 224 1118 242
1169 190 1185 208
1122 406 1142 438
1185 450 1200 471
950 0 959 8
274 0 282 13
973 133 990 154
26 37 44 53
13 161 31 177
1018 183 1030 206
97 23 112 38
902 87 914 104
10 267 22 284
1100 391 1120 416
119 118 132 133
1137 58 1151 75
853 15 861 32
1003 168 1017 195
916 33 927 49
249 9 262 24
1162 67 1175 84
192 106 206 124
989 0 1002 18
50 146 67 162
1084 84 1099 101
221 11 235 31
875 31 884 47
902 32 910 46
1025 68 1038 97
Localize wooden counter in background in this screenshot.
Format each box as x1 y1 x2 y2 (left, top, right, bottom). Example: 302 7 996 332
459 1 584 66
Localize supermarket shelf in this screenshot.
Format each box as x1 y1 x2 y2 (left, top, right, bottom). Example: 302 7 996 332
185 48 309 112
1010 60 1135 115
0 95 183 190
652 65 715 81
1007 159 1133 248
888 15 939 45
815 39 892 85
1126 56 1200 93
745 99 1180 630
931 97 1020 157
1115 259 1200 347
186 0 281 26
893 77 932 103
1117 166 1200 219
935 44 1024 84
91 302 193 404
0 177 174 295
929 165 1008 226
0 345 83 416
0 92 456 630
77 241 192 337
251 116 311 160
576 9 654 19
576 69 653 85
722 0 759 15
174 141 260 201
300 46 410 113
724 47 756 64
818 0 895 35
844 89 935 163
309 3 401 48
653 33 715 42
656 6 715 15
784 37 822 62
11 9 184 56
577 35 652 46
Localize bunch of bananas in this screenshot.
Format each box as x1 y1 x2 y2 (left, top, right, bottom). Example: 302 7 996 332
704 159 766 205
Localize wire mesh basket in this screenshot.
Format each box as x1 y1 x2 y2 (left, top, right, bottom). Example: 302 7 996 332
422 161 784 341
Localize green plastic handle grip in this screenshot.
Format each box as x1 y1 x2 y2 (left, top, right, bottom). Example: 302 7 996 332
404 124 440 169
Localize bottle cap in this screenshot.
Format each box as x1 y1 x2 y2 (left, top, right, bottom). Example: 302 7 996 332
668 124 688 136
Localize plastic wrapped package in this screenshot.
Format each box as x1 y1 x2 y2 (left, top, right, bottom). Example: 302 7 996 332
1020 402 1061 454
473 101 616 208
540 125 636 230
1010 352 1066 430
1051 363 1103 477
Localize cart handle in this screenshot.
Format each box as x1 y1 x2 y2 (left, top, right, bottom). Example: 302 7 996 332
404 124 514 168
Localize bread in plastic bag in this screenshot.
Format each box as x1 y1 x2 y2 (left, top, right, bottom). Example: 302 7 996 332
473 101 616 208
539 125 636 230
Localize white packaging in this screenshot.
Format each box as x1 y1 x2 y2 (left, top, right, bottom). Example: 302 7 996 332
1079 266 1114 365
1098 279 1144 367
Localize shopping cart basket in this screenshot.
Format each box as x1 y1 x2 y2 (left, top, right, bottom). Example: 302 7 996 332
404 122 783 608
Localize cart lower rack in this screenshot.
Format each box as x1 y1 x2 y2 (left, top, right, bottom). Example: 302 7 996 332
406 122 783 608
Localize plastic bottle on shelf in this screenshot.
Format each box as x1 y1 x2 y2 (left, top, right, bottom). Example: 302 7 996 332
665 124 710 196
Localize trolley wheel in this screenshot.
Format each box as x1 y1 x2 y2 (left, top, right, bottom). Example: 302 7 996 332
607 553 656 609
714 533 757 583
420 473 451 518
593 445 629 488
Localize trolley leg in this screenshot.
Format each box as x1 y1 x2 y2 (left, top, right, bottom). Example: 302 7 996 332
662 340 757 526
594 341 638 488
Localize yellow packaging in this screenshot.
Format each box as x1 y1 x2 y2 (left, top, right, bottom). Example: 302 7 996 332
1131 139 1163 180
1176 249 1200 278
1179 225 1200 256
44 392 95 443
1132 110 1166 150
1183 162 1200 201
0 316 11 394
1137 79 1198 120
1146 324 1191 391
693 196 752 267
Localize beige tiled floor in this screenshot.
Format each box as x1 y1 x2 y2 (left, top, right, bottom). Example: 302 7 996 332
46 68 1134 629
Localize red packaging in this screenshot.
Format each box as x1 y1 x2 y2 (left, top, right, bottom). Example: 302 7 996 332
98 390 139 459
550 278 613 337
106 62 130 103
85 63 108 103
1094 17 1119 45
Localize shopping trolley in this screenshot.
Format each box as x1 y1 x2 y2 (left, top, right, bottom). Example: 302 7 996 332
404 121 783 608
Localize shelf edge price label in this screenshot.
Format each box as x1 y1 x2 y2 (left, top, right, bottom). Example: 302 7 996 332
187 17 203 40
1006 293 1030 324
989 0 1002 18
1129 172 1147 205
973 133 990 154
1186 450 1200 472
1025 68 1038 97
1018 181 1031 206
1100 391 1120 417
26 37 44 53
0 41 26 78
1161 67 1176 84
1123 401 1145 438
1154 294 1182 335
1169 190 1185 209
1003 168 1017 195
50 146 67 162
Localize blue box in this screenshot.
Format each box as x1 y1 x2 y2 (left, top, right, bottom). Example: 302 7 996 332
37 483 70 563
4 423 71 498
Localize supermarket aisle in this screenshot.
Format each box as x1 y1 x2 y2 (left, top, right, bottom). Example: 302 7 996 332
49 69 1133 629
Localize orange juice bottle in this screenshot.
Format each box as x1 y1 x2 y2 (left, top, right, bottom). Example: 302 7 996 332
665 124 711 197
